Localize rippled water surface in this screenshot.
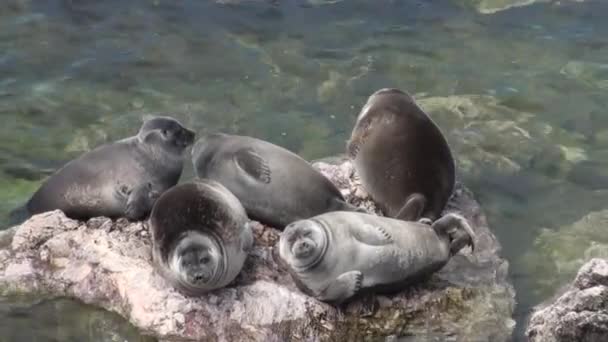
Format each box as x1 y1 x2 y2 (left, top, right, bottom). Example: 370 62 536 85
2 0 608 340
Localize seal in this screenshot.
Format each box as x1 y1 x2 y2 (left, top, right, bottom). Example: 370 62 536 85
347 88 455 222
192 133 366 229
149 180 253 295
277 211 475 303
26 116 195 221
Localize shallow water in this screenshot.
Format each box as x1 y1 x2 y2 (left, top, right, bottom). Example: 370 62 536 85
2 0 608 340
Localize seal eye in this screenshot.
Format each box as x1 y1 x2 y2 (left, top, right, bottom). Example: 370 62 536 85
200 256 211 264
161 129 168 136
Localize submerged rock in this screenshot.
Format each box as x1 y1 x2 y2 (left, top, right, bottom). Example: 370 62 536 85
526 258 608 342
0 159 515 341
521 209 608 298
457 0 587 14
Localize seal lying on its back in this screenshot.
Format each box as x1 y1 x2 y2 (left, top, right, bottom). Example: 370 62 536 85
149 180 253 296
278 211 475 303
347 88 455 222
26 116 195 221
192 133 365 229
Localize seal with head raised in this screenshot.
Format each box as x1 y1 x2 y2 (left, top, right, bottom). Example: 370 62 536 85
26 116 195 221
347 88 455 222
192 133 366 229
277 211 475 303
149 180 253 295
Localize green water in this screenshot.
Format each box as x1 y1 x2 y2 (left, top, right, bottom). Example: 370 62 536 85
2 0 608 340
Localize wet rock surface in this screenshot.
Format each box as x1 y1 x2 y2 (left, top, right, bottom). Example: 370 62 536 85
526 258 608 342
0 159 515 342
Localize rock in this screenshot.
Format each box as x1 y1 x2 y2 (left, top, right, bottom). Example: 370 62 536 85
520 210 608 298
0 158 515 342
457 0 587 14
526 258 608 342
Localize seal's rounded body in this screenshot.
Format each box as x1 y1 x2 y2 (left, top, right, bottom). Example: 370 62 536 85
26 116 195 221
347 88 455 221
278 211 475 303
192 133 364 229
150 180 253 296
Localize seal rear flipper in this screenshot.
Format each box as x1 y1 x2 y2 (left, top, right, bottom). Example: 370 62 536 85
431 213 476 255
394 193 426 221
234 148 271 184
318 270 363 303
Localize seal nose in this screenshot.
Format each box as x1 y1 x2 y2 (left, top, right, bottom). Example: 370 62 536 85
180 128 196 147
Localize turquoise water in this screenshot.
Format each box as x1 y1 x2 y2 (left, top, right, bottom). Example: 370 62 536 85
2 0 608 340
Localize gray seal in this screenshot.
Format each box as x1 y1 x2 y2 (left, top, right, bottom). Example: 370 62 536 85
277 211 475 303
347 88 455 222
192 133 365 229
149 180 253 296
26 116 195 221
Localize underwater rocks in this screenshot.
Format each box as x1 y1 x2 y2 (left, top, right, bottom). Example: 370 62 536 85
458 0 587 14
526 258 608 342
521 209 608 299
0 159 515 341
417 94 585 180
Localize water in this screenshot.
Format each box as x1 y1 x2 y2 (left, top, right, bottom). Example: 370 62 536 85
2 0 608 340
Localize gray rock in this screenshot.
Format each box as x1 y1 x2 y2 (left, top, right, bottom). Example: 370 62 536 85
0 159 515 342
526 258 608 342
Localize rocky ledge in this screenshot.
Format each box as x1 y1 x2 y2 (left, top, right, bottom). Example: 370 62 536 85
0 158 515 342
526 258 608 342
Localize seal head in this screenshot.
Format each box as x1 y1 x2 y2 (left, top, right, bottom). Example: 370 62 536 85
280 220 329 271
169 231 225 290
138 116 196 153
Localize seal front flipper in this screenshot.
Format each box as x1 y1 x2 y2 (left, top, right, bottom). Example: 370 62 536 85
351 224 393 245
125 183 160 221
234 148 271 184
395 193 427 221
318 270 363 302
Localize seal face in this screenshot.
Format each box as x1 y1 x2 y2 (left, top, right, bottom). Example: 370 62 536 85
150 180 253 296
192 133 365 229
26 116 195 221
277 211 475 303
347 88 455 222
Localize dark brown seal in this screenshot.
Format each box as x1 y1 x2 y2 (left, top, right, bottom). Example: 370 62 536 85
347 88 455 221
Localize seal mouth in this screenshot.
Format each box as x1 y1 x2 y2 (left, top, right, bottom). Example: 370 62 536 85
292 239 316 259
